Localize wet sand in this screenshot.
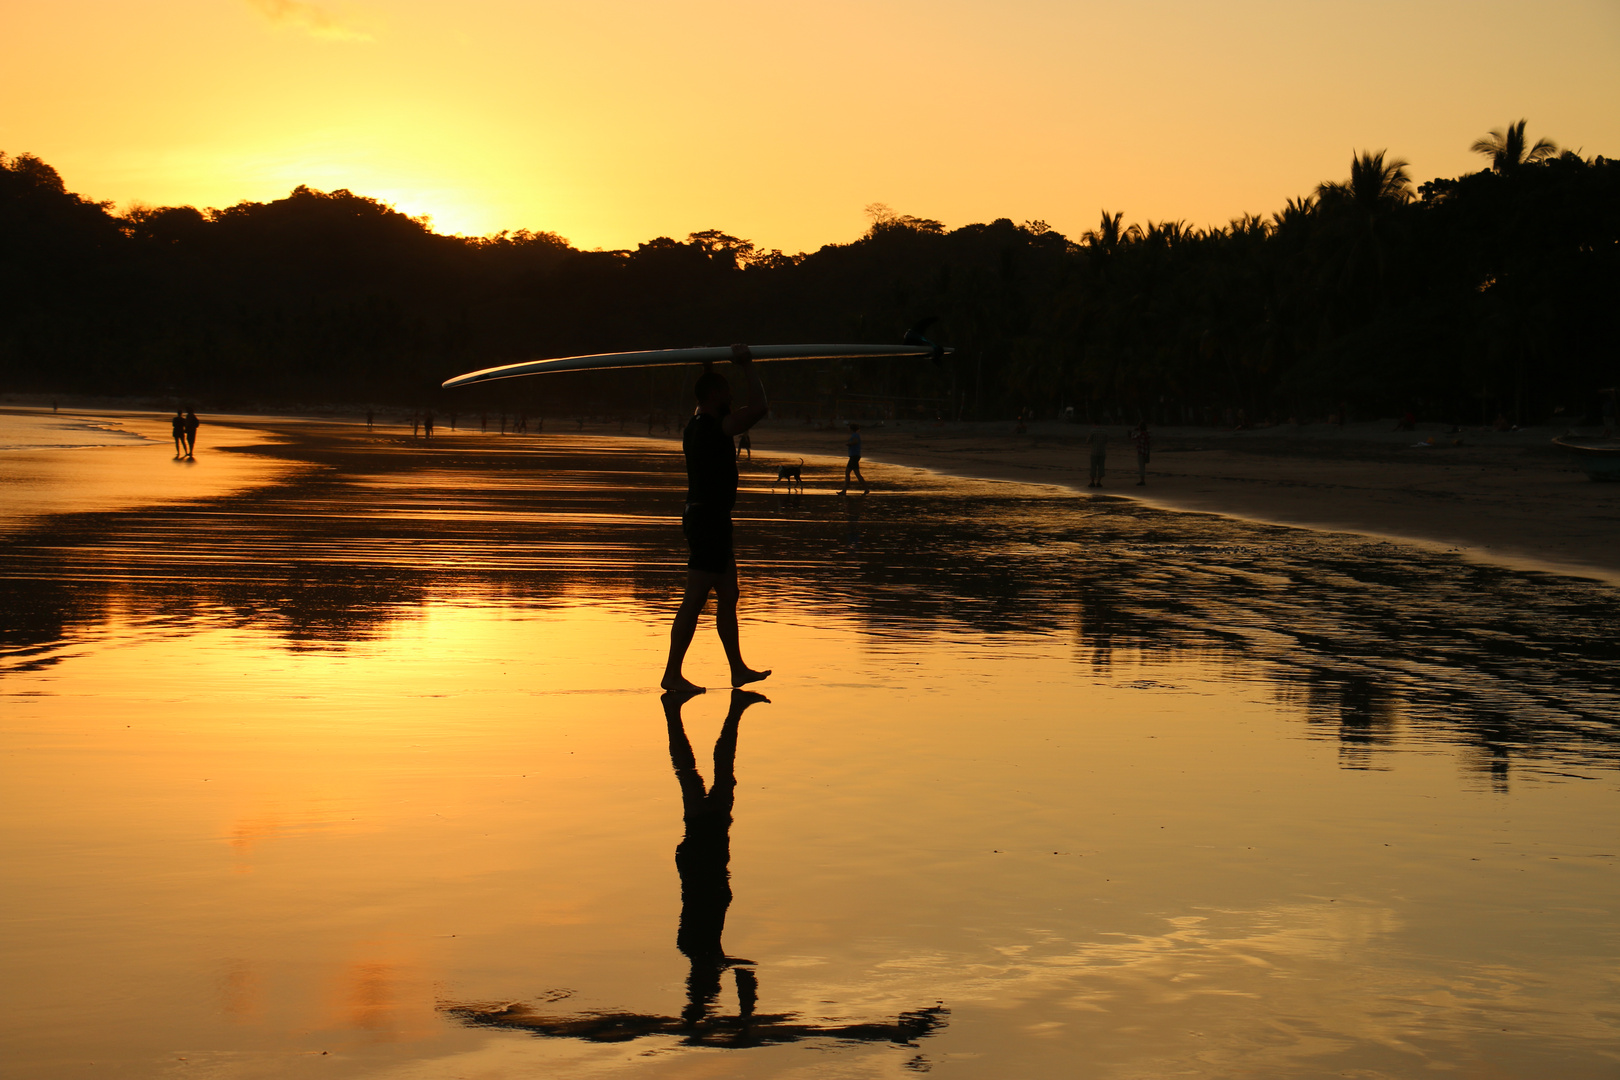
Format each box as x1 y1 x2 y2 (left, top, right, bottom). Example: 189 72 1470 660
0 408 312 534
750 419 1620 584
2 416 1617 1079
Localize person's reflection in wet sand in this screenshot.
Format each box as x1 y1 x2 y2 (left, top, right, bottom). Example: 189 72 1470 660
666 687 763 1030
438 689 948 1053
843 492 865 551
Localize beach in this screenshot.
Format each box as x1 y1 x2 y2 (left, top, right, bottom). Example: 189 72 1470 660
752 418 1620 585
2 408 1617 1079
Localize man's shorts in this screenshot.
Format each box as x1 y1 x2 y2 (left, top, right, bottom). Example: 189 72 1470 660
682 508 734 574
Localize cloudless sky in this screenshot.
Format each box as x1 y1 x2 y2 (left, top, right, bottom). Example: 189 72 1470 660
4 0 1617 251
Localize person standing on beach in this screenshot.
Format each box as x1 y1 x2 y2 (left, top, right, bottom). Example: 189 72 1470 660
170 410 186 457
182 411 200 457
424 411 435 439
837 423 868 495
661 345 772 694
1087 428 1108 487
1131 421 1151 486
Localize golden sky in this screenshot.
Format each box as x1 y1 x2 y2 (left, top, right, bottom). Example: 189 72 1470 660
6 0 1618 250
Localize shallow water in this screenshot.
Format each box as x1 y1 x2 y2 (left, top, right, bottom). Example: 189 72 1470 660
1 427 1616 1079
0 409 302 535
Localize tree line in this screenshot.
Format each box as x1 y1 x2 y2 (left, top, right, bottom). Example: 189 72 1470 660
2 120 1614 425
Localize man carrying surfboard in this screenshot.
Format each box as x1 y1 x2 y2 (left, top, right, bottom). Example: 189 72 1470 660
661 345 772 694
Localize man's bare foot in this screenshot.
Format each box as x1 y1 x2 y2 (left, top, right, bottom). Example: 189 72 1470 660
730 667 771 687
660 674 705 695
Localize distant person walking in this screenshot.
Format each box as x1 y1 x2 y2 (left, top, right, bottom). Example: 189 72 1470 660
1131 421 1151 486
423 411 435 439
170 411 186 457
1087 428 1107 487
366 409 375 430
837 424 868 495
735 431 751 462
183 411 200 457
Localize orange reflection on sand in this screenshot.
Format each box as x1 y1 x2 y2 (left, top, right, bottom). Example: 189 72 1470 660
216 959 262 1023
327 950 440 1042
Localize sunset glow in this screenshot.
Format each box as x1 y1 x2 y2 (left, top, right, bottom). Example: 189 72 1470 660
7 0 1618 248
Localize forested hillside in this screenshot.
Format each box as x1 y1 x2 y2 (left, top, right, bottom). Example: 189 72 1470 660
2 126 1614 425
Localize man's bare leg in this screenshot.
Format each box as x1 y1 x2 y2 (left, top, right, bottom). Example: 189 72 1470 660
662 569 717 693
714 566 770 687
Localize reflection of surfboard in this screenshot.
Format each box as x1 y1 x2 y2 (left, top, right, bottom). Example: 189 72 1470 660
442 343 952 390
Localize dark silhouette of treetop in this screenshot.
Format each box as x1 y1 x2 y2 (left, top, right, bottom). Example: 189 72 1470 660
1471 119 1558 173
1317 150 1413 212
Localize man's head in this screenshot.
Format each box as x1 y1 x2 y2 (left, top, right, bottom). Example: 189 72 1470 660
693 371 731 411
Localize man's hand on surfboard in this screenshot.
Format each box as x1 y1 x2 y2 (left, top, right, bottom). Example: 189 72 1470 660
730 343 754 365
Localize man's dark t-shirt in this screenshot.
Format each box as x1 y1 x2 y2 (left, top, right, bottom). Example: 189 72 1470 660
683 412 737 513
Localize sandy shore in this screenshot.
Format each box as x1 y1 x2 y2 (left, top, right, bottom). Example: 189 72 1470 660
8 403 1616 585
748 418 1620 585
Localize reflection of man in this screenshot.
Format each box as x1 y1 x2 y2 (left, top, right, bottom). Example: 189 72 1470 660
661 345 771 693
438 692 949 1046
664 689 769 1028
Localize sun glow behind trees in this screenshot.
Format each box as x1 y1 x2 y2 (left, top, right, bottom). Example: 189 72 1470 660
3 0 1617 252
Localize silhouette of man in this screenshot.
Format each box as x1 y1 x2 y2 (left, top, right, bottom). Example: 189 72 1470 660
183 411 200 457
1087 428 1107 487
663 688 768 1029
170 411 186 457
1131 421 1151 485
837 423 868 495
661 345 771 693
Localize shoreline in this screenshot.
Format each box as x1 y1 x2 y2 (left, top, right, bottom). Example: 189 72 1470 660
7 404 1617 587
748 418 1620 587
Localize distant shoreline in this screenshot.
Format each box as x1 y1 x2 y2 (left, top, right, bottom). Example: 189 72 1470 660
9 403 1618 587
753 418 1620 587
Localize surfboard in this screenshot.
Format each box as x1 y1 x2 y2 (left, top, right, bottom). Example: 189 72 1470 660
442 343 952 390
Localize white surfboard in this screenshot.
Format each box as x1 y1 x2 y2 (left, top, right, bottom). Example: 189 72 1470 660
442 343 952 390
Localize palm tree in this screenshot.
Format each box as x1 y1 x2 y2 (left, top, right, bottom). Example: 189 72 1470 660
1082 210 1127 253
1316 150 1413 212
1470 119 1557 173
1314 151 1414 315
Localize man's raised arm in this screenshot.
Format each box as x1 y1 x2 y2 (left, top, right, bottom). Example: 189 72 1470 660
722 343 769 437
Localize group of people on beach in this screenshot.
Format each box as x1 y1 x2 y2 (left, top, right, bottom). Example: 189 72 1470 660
1087 421 1152 487
169 410 200 458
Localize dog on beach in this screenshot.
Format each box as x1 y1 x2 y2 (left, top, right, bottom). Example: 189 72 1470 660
772 458 805 493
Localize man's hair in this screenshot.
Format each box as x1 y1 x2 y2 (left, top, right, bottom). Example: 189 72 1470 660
694 371 728 401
